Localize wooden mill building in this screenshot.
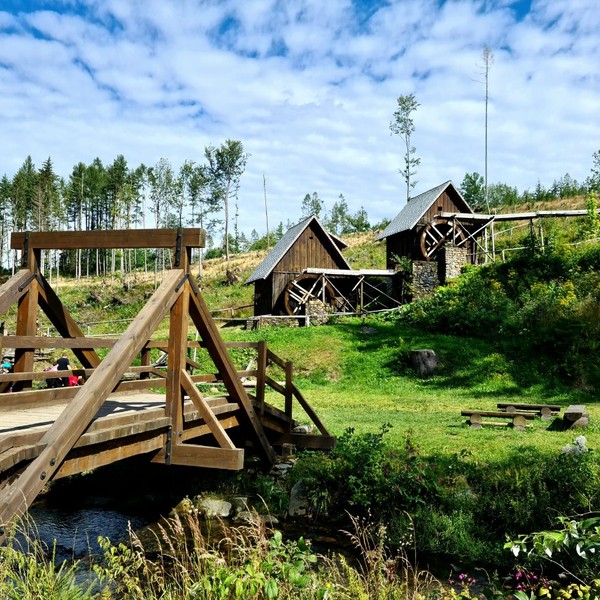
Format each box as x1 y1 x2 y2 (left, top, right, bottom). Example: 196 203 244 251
246 216 351 316
377 181 479 267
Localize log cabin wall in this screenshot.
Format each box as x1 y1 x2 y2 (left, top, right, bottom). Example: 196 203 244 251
266 224 349 315
253 280 272 316
385 231 413 267
422 189 460 223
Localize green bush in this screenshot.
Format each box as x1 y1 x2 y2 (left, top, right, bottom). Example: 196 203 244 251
395 243 600 389
288 426 441 524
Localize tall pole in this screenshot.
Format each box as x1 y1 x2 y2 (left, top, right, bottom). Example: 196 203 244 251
483 46 494 213
263 172 270 251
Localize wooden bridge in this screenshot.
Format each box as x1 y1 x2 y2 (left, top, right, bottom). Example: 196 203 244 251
0 228 334 541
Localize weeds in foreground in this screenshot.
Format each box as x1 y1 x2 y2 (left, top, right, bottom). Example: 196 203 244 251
4 507 600 598
92 507 452 599
0 518 97 600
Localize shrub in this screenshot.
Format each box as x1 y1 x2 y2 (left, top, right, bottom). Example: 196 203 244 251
394 243 600 389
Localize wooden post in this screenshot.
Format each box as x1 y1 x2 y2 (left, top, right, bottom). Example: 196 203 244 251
166 242 190 453
13 250 40 391
166 285 190 452
285 361 293 425
256 340 267 416
140 346 151 380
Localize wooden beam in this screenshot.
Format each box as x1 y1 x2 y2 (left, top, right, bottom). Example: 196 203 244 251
36 272 101 369
13 273 39 390
291 383 332 436
187 280 276 465
0 386 80 410
56 436 166 478
0 444 46 473
0 335 118 349
256 340 267 416
165 286 189 447
0 269 185 532
0 270 36 316
180 370 236 449
11 228 205 251
168 444 243 470
439 209 600 223
170 414 240 443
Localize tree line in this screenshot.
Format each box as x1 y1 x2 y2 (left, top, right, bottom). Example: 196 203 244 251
0 143 380 276
2 142 599 278
459 152 600 212
0 141 249 277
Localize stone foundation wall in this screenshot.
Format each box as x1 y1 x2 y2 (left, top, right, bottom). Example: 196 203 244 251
306 299 330 326
411 261 439 300
411 244 468 299
441 244 467 283
246 316 300 330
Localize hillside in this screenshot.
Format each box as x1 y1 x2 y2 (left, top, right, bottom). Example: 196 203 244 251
2 193 594 338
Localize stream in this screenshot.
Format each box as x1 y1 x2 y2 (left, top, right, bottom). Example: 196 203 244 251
25 457 213 563
22 457 466 591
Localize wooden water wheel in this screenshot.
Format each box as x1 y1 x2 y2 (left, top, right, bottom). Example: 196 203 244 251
419 219 466 260
283 273 336 316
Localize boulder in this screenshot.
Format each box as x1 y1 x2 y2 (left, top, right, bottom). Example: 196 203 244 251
409 349 439 377
288 479 311 517
197 497 232 518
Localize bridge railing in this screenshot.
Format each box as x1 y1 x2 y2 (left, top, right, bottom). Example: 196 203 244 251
0 337 331 438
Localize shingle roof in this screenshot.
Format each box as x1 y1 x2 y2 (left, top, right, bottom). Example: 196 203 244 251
377 181 471 240
245 216 350 284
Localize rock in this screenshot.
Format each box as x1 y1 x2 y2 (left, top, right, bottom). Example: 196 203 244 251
288 480 311 517
409 349 439 377
231 496 249 514
360 326 378 335
273 463 292 472
197 497 232 518
235 511 279 526
281 443 295 459
292 424 313 434
271 463 293 479
235 510 259 524
306 299 330 326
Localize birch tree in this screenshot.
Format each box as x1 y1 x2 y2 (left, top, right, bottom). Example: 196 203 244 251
204 140 248 268
390 94 420 202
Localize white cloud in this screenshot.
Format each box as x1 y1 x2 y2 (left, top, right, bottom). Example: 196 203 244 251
0 0 599 236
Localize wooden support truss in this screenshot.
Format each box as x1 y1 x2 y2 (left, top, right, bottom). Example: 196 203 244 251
1 227 331 540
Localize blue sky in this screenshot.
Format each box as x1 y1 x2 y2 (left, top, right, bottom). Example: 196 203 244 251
1 0 599 234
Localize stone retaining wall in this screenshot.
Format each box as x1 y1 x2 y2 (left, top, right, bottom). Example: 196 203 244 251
411 261 439 300
441 243 467 283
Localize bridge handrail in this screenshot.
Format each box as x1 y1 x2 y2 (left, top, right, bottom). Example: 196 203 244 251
0 335 327 438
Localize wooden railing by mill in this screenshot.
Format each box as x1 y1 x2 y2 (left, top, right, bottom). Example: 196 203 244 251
0 228 334 542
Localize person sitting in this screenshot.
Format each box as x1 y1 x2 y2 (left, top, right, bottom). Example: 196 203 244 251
54 354 71 387
44 363 59 388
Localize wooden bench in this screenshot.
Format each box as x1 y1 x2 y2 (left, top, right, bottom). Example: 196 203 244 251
563 405 589 429
461 410 535 431
497 403 561 421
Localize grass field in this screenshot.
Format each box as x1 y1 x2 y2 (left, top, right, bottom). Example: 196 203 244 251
219 317 599 463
